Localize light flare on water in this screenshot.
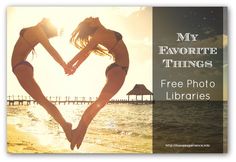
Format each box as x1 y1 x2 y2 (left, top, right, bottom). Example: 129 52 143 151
7 104 152 153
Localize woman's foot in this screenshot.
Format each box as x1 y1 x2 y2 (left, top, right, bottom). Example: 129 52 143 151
70 128 78 150
70 128 86 150
76 135 83 149
62 122 72 142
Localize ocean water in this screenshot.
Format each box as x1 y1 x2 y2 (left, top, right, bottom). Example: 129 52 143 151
7 101 227 153
7 103 152 153
153 101 227 153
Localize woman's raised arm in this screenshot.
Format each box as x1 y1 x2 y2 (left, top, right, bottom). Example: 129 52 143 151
68 36 99 69
36 26 71 73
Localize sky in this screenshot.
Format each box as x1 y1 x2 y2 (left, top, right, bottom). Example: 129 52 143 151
7 7 228 101
2 1 236 162
7 7 152 100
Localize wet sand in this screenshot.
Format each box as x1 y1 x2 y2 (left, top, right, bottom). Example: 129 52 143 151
7 124 133 153
7 124 53 153
7 104 152 153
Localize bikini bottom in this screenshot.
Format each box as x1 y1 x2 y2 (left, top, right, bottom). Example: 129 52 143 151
12 61 34 73
105 63 128 76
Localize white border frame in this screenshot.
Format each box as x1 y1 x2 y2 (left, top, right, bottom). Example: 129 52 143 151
1 1 235 162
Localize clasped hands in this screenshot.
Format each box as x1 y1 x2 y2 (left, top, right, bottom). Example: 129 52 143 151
63 61 77 76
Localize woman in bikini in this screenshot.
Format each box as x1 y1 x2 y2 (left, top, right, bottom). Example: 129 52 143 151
67 17 129 150
11 18 72 142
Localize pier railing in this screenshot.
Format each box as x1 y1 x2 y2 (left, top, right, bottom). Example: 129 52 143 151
6 95 153 106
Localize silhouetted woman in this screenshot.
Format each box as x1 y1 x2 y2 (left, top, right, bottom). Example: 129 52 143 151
11 18 72 142
68 17 129 150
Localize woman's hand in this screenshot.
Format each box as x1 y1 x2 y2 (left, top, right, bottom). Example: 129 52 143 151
65 63 76 75
62 63 74 75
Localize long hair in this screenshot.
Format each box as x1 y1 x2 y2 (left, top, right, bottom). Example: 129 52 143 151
70 20 111 57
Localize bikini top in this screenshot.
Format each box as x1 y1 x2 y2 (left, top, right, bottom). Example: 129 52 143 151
109 30 122 53
113 30 122 41
20 28 36 54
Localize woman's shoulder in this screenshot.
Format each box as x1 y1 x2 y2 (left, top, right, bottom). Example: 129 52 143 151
19 25 40 38
95 28 115 39
33 25 49 41
20 25 48 44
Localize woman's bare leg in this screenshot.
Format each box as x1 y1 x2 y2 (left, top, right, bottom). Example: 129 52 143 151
13 65 72 142
70 66 127 150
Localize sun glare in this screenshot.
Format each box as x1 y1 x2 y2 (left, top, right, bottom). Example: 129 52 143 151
7 7 152 99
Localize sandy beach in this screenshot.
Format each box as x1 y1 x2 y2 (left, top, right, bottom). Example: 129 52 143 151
7 124 137 154
7 124 72 153
7 124 52 153
7 104 152 153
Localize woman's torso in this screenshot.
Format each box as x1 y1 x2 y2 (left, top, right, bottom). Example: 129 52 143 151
97 28 129 67
11 26 40 67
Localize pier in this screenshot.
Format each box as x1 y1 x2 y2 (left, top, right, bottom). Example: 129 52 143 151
6 95 153 106
7 84 154 106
